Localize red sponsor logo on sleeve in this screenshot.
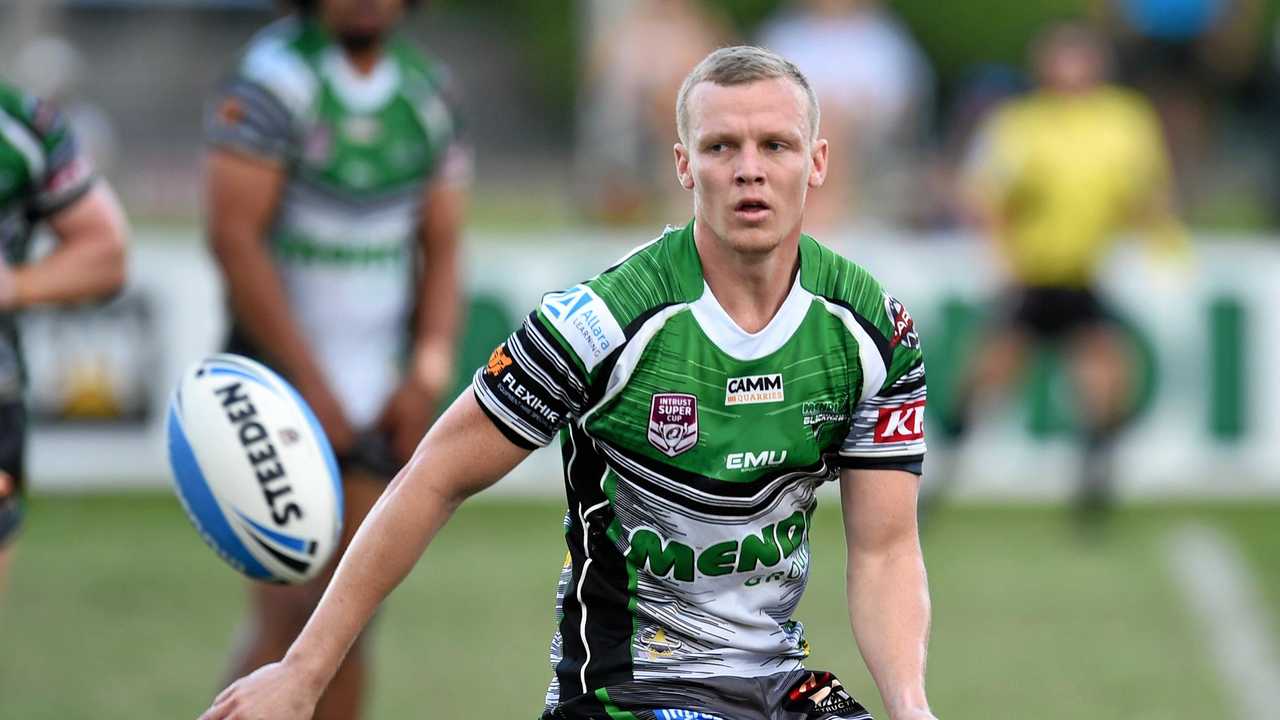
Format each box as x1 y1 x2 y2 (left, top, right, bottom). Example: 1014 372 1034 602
883 293 920 350
873 399 925 443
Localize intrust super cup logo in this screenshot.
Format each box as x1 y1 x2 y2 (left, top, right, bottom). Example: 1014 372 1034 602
648 393 698 457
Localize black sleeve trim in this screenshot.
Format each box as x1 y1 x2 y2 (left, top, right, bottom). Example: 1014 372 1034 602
832 453 923 476
889 370 926 395
524 313 589 392
32 176 95 220
472 387 541 451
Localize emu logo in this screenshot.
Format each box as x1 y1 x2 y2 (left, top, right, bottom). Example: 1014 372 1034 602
725 450 788 470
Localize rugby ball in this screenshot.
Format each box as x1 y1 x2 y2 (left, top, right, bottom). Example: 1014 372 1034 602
166 353 343 584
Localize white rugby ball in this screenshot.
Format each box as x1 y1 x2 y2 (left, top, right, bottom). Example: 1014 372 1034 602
167 353 343 584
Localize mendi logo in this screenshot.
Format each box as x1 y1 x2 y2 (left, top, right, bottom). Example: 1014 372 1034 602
626 511 810 582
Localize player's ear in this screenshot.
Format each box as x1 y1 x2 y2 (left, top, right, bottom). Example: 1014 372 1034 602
807 137 829 190
674 143 695 190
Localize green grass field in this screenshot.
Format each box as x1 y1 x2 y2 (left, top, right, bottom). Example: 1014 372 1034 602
2 493 1278 719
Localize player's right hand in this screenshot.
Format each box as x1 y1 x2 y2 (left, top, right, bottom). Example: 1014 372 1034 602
198 661 320 720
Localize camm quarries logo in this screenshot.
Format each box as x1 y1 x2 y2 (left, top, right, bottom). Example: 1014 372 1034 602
725 373 784 406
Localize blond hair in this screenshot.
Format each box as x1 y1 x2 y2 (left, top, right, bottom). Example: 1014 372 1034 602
676 45 820 145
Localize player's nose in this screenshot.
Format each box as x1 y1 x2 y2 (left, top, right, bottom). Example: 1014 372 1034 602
734 147 765 186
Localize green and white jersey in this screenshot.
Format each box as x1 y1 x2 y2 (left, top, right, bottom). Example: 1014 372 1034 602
472 222 926 709
0 83 95 402
206 17 466 428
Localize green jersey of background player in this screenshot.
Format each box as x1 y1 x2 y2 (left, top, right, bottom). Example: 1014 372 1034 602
203 46 938 720
0 81 127 604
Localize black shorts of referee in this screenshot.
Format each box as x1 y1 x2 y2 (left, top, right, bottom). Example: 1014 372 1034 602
1000 285 1116 340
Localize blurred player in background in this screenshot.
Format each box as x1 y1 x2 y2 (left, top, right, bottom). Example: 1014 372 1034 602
203 45 936 720
759 0 933 230
943 22 1185 526
203 0 468 716
0 82 128 603
576 0 731 224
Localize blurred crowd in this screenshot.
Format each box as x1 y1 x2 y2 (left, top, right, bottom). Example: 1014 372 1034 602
4 0 1280 232
576 0 1279 234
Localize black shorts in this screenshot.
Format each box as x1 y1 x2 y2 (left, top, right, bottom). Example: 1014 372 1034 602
224 325 399 480
543 670 872 720
0 401 27 547
1002 286 1113 341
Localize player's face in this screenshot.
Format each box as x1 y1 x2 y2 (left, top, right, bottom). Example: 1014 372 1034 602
1038 41 1105 94
675 78 828 256
320 0 405 48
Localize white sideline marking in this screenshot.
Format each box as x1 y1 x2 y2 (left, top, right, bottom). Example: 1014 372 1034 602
1166 524 1280 719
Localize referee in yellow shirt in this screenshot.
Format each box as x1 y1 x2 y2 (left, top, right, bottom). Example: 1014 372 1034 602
947 22 1185 527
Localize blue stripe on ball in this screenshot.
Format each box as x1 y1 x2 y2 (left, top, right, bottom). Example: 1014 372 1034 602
233 508 312 554
167 404 274 580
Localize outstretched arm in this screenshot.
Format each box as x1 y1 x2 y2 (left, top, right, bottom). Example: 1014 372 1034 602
841 467 936 720
200 390 531 720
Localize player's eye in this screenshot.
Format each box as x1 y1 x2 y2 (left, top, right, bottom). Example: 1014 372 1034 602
766 141 786 152
707 143 727 153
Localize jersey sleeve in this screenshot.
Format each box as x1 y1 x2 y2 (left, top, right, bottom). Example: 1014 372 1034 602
204 77 299 162
472 282 627 449
836 292 927 475
470 313 589 450
18 93 95 218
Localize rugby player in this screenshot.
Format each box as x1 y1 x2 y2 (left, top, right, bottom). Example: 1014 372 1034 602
203 46 936 720
946 22 1185 525
0 82 128 605
203 0 468 716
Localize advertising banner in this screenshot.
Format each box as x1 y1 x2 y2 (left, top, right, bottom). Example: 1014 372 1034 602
26 229 1280 499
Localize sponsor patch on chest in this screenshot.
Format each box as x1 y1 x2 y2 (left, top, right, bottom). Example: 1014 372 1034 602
724 373 784 406
648 392 698 457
